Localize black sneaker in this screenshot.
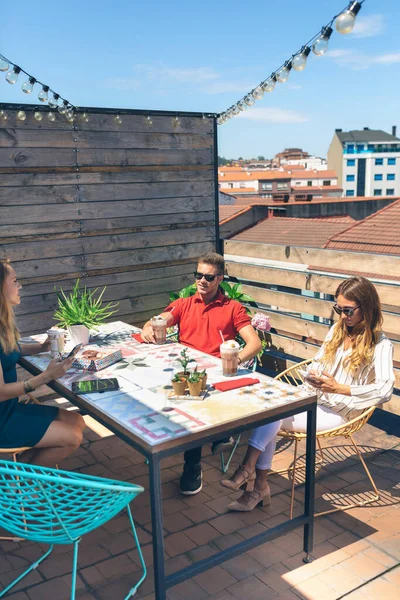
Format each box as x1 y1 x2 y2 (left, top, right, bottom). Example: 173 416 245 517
179 462 202 495
211 437 235 455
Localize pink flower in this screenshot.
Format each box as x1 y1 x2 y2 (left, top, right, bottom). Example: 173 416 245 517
251 312 271 332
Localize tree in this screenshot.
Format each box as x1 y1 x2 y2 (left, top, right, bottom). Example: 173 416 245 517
238 156 243 160
257 155 265 160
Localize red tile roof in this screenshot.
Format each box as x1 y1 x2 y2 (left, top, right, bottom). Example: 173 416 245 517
219 205 251 222
324 198 400 256
232 217 352 248
219 186 258 193
288 170 337 179
307 265 400 282
219 170 289 181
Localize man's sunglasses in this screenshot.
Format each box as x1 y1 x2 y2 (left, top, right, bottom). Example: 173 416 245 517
194 271 221 282
333 304 360 317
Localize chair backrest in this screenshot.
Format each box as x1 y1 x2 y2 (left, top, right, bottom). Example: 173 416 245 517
274 359 312 387
0 460 144 544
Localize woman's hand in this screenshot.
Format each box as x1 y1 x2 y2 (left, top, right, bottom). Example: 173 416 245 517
314 372 340 394
40 337 51 353
43 356 75 382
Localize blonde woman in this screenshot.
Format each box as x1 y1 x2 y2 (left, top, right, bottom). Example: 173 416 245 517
221 276 395 511
0 259 85 466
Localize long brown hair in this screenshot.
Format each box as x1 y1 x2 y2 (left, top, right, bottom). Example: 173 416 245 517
324 276 383 374
0 259 19 353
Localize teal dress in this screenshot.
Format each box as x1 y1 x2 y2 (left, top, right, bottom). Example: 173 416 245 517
0 343 59 448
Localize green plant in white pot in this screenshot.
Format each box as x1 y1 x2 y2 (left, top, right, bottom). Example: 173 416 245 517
53 280 119 345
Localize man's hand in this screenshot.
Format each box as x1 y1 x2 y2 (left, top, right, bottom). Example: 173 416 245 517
141 322 156 343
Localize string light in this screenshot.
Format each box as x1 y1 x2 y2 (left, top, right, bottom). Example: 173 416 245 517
114 114 122 125
0 109 8 121
48 111 56 122
173 115 181 127
0 52 76 119
218 0 365 125
145 115 153 125
17 109 26 121
34 110 43 121
81 112 89 123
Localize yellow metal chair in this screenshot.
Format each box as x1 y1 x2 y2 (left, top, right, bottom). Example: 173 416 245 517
274 359 379 518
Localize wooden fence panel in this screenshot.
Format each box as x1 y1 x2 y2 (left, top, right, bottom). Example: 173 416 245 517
0 106 216 334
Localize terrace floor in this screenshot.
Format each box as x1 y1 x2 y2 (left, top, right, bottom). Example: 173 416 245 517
1 404 399 600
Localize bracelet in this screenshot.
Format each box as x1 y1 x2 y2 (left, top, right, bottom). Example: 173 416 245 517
23 379 35 393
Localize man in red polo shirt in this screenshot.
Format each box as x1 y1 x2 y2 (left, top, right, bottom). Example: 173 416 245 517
141 252 262 495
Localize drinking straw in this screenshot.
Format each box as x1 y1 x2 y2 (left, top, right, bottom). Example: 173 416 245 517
219 330 225 343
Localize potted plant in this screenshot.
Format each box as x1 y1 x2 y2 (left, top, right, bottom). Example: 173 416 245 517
187 371 202 397
176 348 196 377
53 280 119 346
171 373 187 396
194 367 207 391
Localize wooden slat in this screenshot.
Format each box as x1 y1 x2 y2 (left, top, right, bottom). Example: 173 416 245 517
0 180 214 205
225 240 400 279
0 147 213 168
241 284 400 335
226 260 400 308
0 196 215 224
0 128 212 150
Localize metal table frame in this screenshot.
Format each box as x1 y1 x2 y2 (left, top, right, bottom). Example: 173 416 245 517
19 357 316 600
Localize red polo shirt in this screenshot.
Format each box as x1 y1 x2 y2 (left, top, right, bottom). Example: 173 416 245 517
164 290 251 357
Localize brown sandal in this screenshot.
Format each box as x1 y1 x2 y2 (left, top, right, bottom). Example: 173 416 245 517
220 465 256 492
227 483 271 512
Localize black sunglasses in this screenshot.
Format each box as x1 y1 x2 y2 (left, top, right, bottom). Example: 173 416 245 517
194 271 220 282
333 304 360 317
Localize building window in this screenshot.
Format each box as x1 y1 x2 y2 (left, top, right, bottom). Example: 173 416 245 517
374 174 383 181
388 158 396 165
228 183 233 188
375 158 383 165
322 180 331 186
261 182 273 190
374 189 382 196
347 144 354 154
367 144 374 151
356 144 364 152
239 183 245 188
346 190 355 197
307 180 312 186
386 189 395 196
346 175 355 182
276 183 288 190
387 173 395 181
347 159 355 166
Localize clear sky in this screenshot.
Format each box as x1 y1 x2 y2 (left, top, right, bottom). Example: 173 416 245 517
1 0 398 159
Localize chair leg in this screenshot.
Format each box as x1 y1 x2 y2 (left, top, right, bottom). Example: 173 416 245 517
0 545 53 598
70 540 80 600
124 504 147 599
316 438 325 465
316 433 380 517
0 452 26 542
289 439 298 519
220 434 241 474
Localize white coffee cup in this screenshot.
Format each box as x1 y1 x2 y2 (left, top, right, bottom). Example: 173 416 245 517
47 328 65 358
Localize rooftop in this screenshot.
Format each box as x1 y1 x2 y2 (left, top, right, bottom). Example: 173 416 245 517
336 129 399 144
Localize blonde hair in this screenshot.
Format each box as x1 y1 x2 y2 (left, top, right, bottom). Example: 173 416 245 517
0 259 19 353
323 277 383 375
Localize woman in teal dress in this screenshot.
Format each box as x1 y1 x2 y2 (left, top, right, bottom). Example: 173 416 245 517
0 259 86 466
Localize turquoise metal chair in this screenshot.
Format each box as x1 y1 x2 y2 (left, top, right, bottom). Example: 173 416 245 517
0 460 146 599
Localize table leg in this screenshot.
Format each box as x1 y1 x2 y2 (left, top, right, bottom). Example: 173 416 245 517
303 402 316 563
149 454 167 600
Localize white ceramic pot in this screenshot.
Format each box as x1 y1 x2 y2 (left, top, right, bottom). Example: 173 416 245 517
68 324 90 346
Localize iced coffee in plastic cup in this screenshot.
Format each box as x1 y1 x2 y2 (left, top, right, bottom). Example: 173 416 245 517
47 328 65 358
151 315 167 344
220 339 240 377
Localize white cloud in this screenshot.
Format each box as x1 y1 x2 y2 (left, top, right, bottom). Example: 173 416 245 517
202 80 254 94
352 14 385 38
237 107 309 124
327 48 400 70
372 52 400 64
105 63 220 91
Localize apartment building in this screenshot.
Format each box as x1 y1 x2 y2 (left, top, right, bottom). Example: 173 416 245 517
327 127 400 198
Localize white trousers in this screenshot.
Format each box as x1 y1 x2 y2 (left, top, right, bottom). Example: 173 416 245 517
248 405 347 470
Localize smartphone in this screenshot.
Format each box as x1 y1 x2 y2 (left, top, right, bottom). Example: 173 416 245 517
71 378 120 394
64 344 83 359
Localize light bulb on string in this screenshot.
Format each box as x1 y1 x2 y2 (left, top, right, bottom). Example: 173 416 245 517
237 100 247 111
0 56 9 72
17 110 26 121
58 100 68 114
145 115 153 125
276 61 292 83
38 85 49 103
48 112 56 122
262 75 276 93
21 76 36 94
244 94 255 107
65 106 75 120
48 94 59 109
252 86 264 101
173 116 181 127
6 65 21 84
312 26 333 55
34 111 43 121
114 114 122 125
335 1 362 34
292 47 311 71
0 110 8 121
232 104 241 116
81 112 89 123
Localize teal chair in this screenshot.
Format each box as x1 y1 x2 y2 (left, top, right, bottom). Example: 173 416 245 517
0 460 146 599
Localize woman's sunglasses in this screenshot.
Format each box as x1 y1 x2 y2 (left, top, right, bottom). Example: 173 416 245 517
333 304 360 317
194 271 220 282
